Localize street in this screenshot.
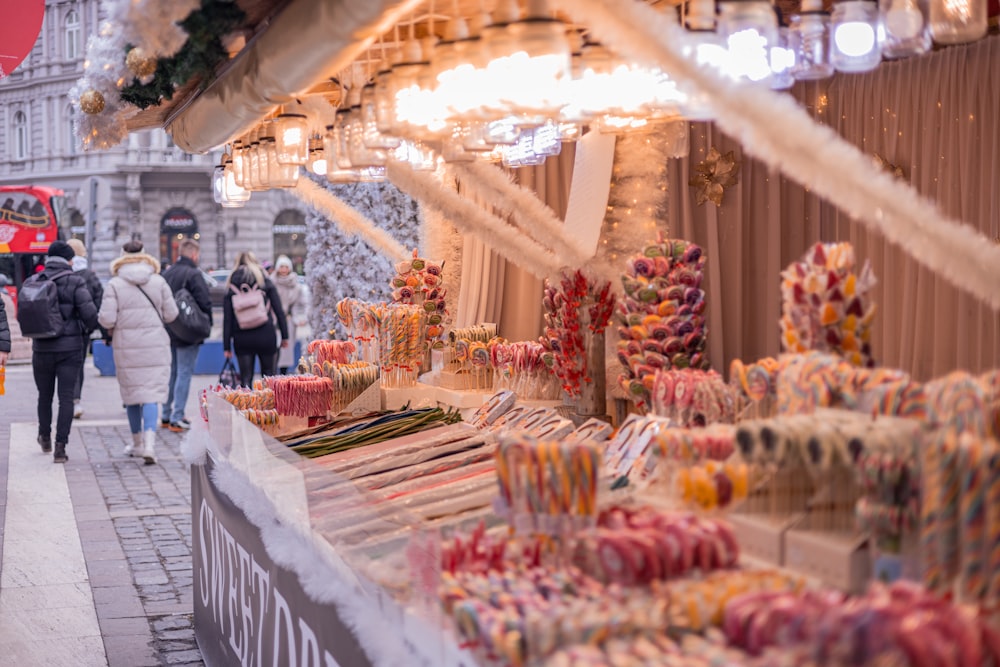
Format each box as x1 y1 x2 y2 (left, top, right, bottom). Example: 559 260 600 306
0 356 216 666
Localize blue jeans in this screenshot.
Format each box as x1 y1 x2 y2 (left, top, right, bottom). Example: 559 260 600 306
126 403 159 433
163 343 199 423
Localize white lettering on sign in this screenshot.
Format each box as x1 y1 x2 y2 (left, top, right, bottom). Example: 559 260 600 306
197 498 343 667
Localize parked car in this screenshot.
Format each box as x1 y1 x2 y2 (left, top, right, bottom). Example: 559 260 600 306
207 269 230 309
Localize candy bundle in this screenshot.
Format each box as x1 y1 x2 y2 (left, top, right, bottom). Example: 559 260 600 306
490 340 560 400
649 368 736 426
656 424 736 464
494 434 601 536
311 361 379 414
674 461 751 511
854 431 921 562
616 237 709 409
390 249 448 350
260 375 335 418
439 522 531 575
780 241 877 368
448 338 494 390
239 408 279 428
336 298 382 361
920 432 1000 607
215 385 276 411
723 581 999 666
572 506 739 585
541 269 615 398
306 339 357 366
287 407 464 459
729 356 780 418
471 390 517 428
449 323 497 344
776 351 910 415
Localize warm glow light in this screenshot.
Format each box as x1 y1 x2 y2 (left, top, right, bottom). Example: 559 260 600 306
727 29 772 81
834 21 876 55
274 114 308 165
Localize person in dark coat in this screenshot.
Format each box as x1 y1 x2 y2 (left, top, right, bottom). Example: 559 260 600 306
160 238 213 431
32 240 99 462
223 251 288 387
66 238 103 418
0 290 10 367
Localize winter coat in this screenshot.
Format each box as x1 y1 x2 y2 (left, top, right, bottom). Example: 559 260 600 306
222 266 289 356
273 272 306 368
0 293 9 354
98 253 178 405
72 257 104 337
32 256 99 354
162 255 213 346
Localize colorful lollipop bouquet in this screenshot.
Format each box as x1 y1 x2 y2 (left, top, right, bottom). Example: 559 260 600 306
390 249 448 358
616 237 709 411
336 298 428 388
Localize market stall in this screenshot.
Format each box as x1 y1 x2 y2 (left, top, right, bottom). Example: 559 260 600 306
74 0 1000 665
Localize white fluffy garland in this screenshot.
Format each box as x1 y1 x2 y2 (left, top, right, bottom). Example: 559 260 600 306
453 161 592 266
555 0 1000 310
68 24 134 150
387 161 562 279
292 178 410 263
418 171 464 327
111 0 199 58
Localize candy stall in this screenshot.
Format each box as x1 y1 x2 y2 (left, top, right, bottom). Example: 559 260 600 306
74 0 1000 665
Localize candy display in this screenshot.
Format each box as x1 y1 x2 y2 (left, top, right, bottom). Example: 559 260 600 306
302 339 357 369
729 356 780 418
260 375 335 418
616 237 709 409
494 434 601 536
390 249 449 351
490 339 560 400
541 269 615 399
336 298 428 387
649 367 736 426
780 241 877 368
310 360 379 414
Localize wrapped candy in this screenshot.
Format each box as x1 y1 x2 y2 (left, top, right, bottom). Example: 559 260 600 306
389 248 449 351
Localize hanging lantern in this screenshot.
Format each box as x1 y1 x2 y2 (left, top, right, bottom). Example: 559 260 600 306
274 113 309 165
830 0 881 72
928 0 986 44
347 87 388 168
306 138 326 176
716 0 779 84
879 0 931 58
432 16 485 124
789 0 835 80
361 80 401 149
769 26 797 90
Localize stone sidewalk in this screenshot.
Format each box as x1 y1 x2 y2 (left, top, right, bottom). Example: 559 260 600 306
1 360 213 667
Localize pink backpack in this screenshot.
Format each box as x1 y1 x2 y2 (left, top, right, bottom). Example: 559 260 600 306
229 283 270 329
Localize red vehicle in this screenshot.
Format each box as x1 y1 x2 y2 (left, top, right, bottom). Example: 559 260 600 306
0 185 67 304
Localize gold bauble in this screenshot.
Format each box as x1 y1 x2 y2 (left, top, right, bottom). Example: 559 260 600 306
126 47 157 79
79 89 106 115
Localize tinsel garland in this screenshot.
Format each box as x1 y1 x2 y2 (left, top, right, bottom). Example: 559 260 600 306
292 178 410 262
387 162 562 279
418 169 463 330
453 161 592 267
555 0 1000 311
303 179 421 339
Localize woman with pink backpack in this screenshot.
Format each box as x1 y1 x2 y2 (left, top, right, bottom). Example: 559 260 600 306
222 251 289 387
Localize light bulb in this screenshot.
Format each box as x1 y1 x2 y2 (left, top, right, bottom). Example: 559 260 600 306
834 21 876 55
885 0 924 38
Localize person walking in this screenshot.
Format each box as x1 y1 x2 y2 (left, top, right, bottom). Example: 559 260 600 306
0 290 10 368
272 255 306 374
161 238 212 432
98 241 178 464
223 251 288 387
66 238 104 419
31 241 99 463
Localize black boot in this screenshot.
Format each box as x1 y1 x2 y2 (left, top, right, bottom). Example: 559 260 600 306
38 435 52 453
53 442 68 463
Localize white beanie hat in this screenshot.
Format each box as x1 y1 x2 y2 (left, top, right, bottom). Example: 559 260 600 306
275 255 293 271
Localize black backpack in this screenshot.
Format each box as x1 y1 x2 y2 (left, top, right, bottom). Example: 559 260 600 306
167 286 211 345
17 269 73 339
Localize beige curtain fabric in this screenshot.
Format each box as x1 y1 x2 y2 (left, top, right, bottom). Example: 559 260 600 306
667 35 1000 381
456 145 576 340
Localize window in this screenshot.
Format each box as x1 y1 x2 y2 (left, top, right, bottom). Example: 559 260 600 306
65 10 80 61
13 111 28 160
66 105 76 155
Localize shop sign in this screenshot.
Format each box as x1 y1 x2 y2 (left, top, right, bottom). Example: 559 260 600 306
161 208 198 232
273 224 308 235
192 463 372 667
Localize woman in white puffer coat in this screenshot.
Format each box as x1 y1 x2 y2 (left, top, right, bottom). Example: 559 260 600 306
98 240 178 464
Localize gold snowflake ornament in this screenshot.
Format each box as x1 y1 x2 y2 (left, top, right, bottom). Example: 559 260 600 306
689 147 740 207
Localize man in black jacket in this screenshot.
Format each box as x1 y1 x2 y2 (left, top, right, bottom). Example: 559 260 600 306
32 240 99 463
0 288 10 367
67 238 104 418
161 238 212 431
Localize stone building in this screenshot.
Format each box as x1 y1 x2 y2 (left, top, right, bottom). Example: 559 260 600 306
0 0 308 277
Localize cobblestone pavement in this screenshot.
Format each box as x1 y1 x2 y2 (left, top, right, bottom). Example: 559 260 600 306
76 424 204 666
1 359 212 666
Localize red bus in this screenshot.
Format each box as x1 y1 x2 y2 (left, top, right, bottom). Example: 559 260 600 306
0 185 66 302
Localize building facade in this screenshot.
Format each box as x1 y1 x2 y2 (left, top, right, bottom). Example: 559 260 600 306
0 0 308 277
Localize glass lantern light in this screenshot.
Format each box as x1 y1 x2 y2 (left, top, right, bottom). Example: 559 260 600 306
361 80 401 149
789 0 835 80
679 0 733 121
879 0 930 57
274 113 308 165
432 16 485 124
388 37 431 136
716 0 779 84
247 140 262 191
306 138 326 176
769 26 797 90
221 159 250 207
483 0 572 125
928 0 986 44
830 0 881 73
346 87 388 168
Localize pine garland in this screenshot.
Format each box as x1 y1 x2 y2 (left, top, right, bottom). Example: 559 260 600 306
119 0 245 109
